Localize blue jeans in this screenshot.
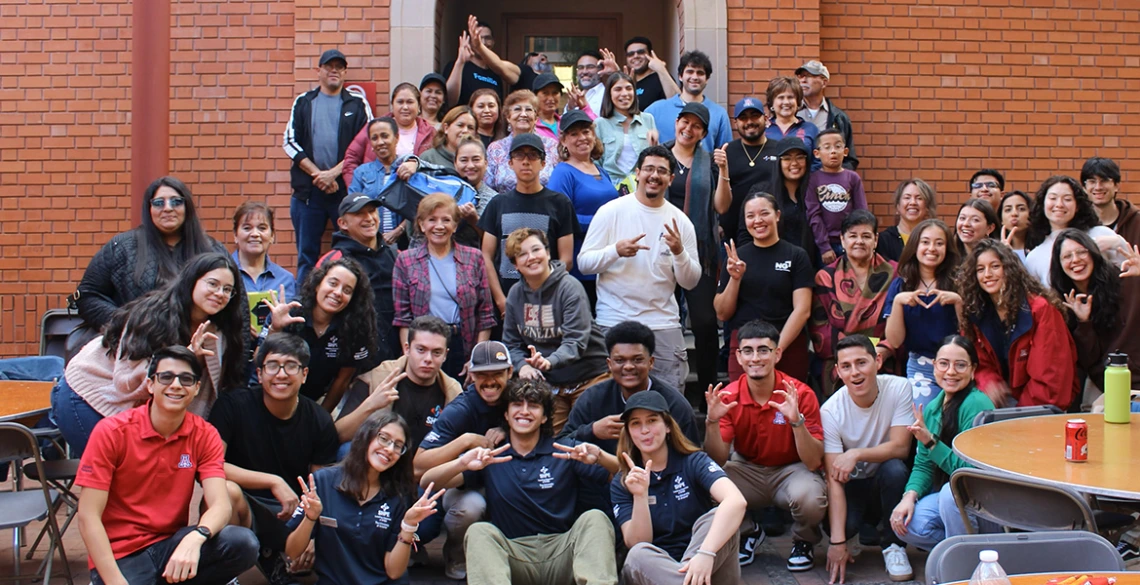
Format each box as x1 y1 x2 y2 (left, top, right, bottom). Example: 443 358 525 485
895 482 971 550
840 458 909 547
50 377 104 459
291 193 344 285
91 525 258 585
0 356 64 382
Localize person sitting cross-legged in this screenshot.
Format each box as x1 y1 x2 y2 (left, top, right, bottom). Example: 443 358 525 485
704 319 826 572
821 334 914 583
77 345 258 585
209 333 340 585
420 378 620 585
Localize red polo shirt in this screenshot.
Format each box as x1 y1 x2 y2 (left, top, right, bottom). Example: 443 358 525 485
76 403 226 568
717 371 823 467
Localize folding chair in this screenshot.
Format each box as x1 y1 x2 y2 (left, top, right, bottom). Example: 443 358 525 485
926 531 1123 584
39 308 83 362
972 404 1062 427
22 458 80 560
0 422 72 585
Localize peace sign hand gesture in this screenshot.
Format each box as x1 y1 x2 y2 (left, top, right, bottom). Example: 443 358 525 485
907 403 934 446
1063 289 1093 323
553 441 602 465
265 284 304 334
724 240 747 280
663 219 684 256
459 444 513 471
362 368 406 411
297 474 322 521
616 233 651 257
404 482 446 525
621 452 652 497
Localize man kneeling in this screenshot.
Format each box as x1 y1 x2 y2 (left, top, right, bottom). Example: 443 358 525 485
421 378 620 585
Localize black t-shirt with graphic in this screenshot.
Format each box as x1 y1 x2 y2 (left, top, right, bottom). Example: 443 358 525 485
392 377 446 452
717 239 813 330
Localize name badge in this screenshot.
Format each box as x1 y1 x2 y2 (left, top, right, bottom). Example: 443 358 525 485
647 496 657 506
319 516 338 528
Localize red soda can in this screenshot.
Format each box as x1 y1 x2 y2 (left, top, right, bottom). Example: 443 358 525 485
1065 418 1088 462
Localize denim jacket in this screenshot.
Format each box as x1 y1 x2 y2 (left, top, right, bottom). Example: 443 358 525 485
594 112 657 188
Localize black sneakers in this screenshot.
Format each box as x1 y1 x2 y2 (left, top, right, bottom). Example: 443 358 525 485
787 540 815 572
738 528 766 566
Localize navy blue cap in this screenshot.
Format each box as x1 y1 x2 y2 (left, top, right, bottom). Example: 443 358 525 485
338 193 380 216
509 133 546 159
420 72 446 90
319 49 347 67
533 72 564 92
733 97 764 118
621 390 670 420
776 137 809 157
678 101 710 129
559 110 592 133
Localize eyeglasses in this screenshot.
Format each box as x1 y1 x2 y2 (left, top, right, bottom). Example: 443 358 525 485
202 278 236 298
638 165 671 177
781 154 808 163
374 433 408 455
153 371 200 387
510 151 543 162
934 359 972 373
1084 178 1115 187
737 346 775 358
626 48 648 57
150 197 185 209
971 181 999 190
1061 248 1091 263
509 105 536 115
575 64 600 71
262 360 303 376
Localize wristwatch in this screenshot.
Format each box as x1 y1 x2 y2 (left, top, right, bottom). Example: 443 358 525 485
924 434 938 449
193 525 213 540
790 415 805 428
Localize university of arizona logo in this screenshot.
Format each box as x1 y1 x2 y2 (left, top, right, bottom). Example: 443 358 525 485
177 454 193 469
375 503 392 529
773 411 787 425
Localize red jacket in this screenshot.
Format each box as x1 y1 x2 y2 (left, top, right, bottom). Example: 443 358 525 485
966 294 1078 409
343 115 435 186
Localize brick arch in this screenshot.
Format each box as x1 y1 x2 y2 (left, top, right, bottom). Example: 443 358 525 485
389 0 728 104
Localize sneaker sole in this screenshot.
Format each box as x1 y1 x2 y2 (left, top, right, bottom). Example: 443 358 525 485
889 572 914 582
787 562 813 572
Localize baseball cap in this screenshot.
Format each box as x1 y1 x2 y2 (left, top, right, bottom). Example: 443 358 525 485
338 194 380 216
509 133 546 159
420 72 447 90
621 391 670 421
319 49 348 67
733 97 764 118
533 72 564 93
558 110 592 133
776 137 809 157
468 341 512 372
795 60 830 80
678 101 710 129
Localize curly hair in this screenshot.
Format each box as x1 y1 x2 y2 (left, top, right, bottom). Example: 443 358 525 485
1025 175 1102 251
897 219 960 292
1048 229 1120 334
505 378 555 436
339 411 415 500
104 252 248 391
300 256 379 363
956 239 1061 332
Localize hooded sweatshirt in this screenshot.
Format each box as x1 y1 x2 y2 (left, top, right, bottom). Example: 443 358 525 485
502 260 609 386
1112 199 1140 247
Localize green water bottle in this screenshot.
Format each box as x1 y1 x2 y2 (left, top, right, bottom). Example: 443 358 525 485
1104 352 1131 424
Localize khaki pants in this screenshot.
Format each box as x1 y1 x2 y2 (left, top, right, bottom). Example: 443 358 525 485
550 372 612 435
465 509 618 585
724 456 827 544
622 507 740 585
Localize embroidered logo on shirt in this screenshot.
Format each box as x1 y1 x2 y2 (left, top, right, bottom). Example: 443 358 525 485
817 183 852 213
773 411 787 425
326 335 339 359
425 405 443 428
424 431 440 444
774 260 791 272
344 112 354 117
354 347 370 361
375 503 392 529
177 454 193 469
613 504 621 517
538 466 555 489
708 461 722 474
673 475 690 500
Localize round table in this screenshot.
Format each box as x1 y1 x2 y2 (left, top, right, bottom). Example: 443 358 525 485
0 380 55 424
946 574 1140 585
953 413 1140 500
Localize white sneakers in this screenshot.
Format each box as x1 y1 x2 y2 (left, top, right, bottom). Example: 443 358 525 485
882 543 914 582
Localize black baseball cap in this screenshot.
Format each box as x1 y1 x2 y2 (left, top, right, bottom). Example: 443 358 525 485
533 72 564 93
678 101 710 129
420 72 446 90
319 49 348 67
776 137 809 157
338 194 380 216
509 133 546 160
621 391 670 421
468 341 512 372
559 110 592 133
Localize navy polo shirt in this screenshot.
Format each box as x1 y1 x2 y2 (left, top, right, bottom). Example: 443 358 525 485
285 466 410 585
463 436 611 539
610 449 727 561
419 386 505 451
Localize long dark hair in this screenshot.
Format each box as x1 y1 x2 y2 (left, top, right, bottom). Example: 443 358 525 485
600 72 639 119
135 176 216 286
897 219 959 292
933 334 981 490
300 257 379 362
956 239 1060 331
1025 175 1103 251
338 411 415 500
1049 229 1120 334
104 252 248 391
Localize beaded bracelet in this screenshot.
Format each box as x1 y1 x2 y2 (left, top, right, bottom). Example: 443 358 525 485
695 549 717 558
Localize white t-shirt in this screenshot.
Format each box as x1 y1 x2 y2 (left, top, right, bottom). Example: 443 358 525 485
821 375 914 479
578 195 701 329
1024 225 1120 287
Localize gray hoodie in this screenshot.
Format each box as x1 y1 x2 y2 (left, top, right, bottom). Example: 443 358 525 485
503 260 609 386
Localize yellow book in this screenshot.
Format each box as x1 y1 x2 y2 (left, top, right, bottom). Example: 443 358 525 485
248 291 274 334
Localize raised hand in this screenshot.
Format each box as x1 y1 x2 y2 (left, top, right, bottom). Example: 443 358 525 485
553 441 602 465
567 85 587 110
525 345 551 371
616 233 651 257
724 240 746 280
457 32 473 64
768 379 802 425
713 143 729 175
188 322 218 359
404 482 446 525
924 289 962 307
265 284 304 333
704 383 738 423
621 452 651 497
460 444 513 471
1119 244 1140 278
647 50 668 74
663 218 684 255
599 48 619 77
592 414 624 441
1063 289 1092 323
466 15 487 58
297 473 322 520
907 403 934 446
1000 225 1020 248
362 368 406 411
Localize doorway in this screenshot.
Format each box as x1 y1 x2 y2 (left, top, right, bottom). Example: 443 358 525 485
502 13 622 87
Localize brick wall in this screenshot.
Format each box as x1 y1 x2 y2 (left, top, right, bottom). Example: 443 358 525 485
0 0 1136 356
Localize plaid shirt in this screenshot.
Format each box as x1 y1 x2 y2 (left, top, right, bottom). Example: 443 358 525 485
392 243 496 357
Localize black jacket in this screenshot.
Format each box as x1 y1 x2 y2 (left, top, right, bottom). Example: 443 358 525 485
284 88 371 202
825 99 859 170
877 225 905 262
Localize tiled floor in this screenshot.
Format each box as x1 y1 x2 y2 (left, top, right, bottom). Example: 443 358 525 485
1 476 928 585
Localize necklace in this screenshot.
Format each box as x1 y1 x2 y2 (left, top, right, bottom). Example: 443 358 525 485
742 143 762 167
919 277 936 292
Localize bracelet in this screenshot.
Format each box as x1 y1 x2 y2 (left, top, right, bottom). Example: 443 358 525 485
401 520 419 533
396 532 417 546
695 549 717 558
829 540 847 546
719 175 731 182
305 514 320 522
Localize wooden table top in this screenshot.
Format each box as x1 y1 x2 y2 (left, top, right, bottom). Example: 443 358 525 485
947 574 1140 585
0 380 55 424
953 413 1140 500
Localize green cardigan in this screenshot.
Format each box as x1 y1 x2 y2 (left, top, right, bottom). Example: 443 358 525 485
904 387 995 497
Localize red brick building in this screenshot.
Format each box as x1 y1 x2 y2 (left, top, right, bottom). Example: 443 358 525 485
0 0 1136 355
